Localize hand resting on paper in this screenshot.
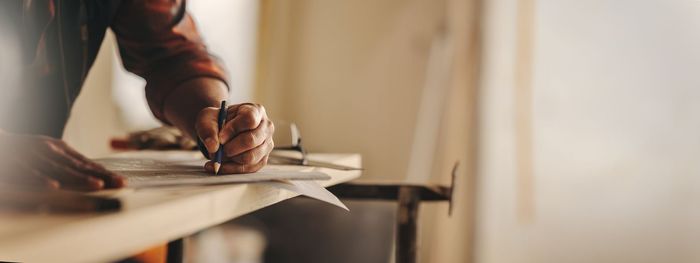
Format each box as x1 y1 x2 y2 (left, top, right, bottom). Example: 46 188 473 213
195 103 275 174
0 131 125 191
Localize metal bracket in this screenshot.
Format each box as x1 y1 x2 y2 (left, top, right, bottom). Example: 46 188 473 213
327 161 459 263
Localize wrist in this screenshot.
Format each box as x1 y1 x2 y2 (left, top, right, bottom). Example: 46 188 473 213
162 78 229 139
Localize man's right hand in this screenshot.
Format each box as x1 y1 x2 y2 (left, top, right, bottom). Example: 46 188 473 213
0 131 125 191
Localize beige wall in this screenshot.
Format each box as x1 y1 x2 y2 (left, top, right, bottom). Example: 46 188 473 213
256 1 477 262
476 0 700 262
258 0 451 181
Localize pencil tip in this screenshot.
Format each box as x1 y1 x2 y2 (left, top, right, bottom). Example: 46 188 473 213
213 162 221 175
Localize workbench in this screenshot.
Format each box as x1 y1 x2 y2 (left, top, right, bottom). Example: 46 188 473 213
0 151 361 263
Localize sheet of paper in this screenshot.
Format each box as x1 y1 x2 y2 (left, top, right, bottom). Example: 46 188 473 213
95 157 330 188
262 180 348 210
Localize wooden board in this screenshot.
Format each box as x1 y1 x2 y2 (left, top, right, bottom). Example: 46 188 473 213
0 151 361 263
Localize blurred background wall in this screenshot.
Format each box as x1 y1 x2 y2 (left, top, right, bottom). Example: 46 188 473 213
476 0 700 262
254 1 476 262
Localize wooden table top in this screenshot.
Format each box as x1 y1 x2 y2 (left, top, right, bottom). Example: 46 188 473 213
0 151 361 263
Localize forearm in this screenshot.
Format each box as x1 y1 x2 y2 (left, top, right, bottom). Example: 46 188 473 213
162 78 229 140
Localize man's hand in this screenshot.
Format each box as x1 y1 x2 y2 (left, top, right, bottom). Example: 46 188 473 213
159 78 273 173
195 103 274 174
0 132 125 191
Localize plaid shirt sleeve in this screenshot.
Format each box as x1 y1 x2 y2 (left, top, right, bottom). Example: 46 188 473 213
111 0 229 123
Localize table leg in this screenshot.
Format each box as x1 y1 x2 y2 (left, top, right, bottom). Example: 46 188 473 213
396 187 420 263
166 238 184 263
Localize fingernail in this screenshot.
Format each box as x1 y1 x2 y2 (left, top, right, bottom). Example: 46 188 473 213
111 176 126 188
46 180 60 190
89 178 105 190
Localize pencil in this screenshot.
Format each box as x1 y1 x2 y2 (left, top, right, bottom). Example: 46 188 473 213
213 100 227 175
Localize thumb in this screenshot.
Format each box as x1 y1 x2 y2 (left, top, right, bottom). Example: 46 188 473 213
195 107 221 155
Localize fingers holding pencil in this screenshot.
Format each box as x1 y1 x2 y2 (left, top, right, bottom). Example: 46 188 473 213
195 102 274 175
